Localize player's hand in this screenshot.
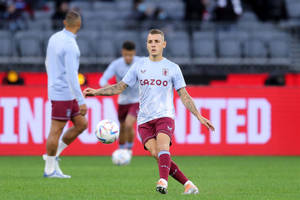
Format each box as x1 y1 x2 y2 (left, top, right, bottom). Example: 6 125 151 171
79 104 87 116
83 88 97 97
199 116 215 132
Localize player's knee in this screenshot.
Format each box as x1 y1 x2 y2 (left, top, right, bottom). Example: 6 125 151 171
75 120 88 133
46 137 58 149
49 126 64 137
124 122 133 132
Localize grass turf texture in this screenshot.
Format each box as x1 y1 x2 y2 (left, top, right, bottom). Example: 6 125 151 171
0 156 299 200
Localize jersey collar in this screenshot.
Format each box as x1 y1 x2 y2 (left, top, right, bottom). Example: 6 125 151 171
63 28 77 39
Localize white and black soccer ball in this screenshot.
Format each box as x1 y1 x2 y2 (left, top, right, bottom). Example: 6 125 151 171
95 119 119 144
112 149 131 166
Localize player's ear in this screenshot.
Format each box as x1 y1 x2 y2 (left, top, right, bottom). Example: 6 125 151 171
163 40 167 48
63 20 67 27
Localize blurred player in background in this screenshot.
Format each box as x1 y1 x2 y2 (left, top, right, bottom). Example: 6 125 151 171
99 41 140 158
83 29 215 194
44 10 87 178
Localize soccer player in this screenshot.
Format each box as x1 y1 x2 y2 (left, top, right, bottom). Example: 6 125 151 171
83 29 215 194
44 10 87 178
99 41 140 154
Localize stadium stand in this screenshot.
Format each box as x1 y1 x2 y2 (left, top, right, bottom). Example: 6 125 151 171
0 0 299 82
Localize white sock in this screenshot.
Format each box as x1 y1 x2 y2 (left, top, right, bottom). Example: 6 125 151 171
56 140 68 157
159 178 168 186
184 180 192 187
44 155 56 174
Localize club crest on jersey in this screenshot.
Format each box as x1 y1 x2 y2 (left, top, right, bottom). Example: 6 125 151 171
162 68 168 76
141 69 146 74
66 109 71 117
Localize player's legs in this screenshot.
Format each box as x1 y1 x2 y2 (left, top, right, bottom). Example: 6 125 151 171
156 132 171 181
144 138 157 159
48 114 87 178
55 99 87 156
118 122 127 149
145 135 190 186
46 119 67 156
156 117 198 194
54 114 87 157
145 138 168 194
44 100 85 178
117 104 128 149
45 119 67 176
61 114 87 145
123 114 136 151
156 132 198 194
118 103 138 150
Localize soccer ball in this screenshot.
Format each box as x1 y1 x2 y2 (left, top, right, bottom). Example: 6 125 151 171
112 149 131 166
95 119 119 144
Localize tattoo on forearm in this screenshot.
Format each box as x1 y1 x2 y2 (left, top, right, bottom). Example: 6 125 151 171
97 82 127 96
178 88 199 118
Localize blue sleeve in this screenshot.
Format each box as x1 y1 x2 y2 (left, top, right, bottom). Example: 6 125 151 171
122 63 137 87
64 44 85 105
172 65 186 90
99 62 116 87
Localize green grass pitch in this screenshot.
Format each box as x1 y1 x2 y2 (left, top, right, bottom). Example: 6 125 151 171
0 156 299 200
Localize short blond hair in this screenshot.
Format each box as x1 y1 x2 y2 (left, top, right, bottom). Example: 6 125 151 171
65 10 81 27
148 29 165 40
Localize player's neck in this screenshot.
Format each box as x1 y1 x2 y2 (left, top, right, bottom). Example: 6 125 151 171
149 55 163 62
65 27 78 35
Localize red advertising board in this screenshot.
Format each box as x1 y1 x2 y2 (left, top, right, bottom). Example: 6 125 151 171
0 86 300 155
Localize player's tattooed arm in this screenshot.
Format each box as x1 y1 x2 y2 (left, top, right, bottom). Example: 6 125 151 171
83 81 128 97
177 87 215 131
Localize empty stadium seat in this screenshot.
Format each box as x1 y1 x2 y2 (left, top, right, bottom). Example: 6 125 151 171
77 31 98 57
114 31 141 55
19 39 43 57
167 40 190 57
70 1 91 11
219 40 242 58
116 0 133 11
77 38 93 57
77 30 98 40
192 32 216 58
0 31 13 56
252 31 290 42
98 30 115 39
93 1 116 11
27 19 51 30
252 31 291 58
0 30 10 38
97 10 120 20
81 19 100 30
34 11 52 20
218 31 249 41
43 30 56 50
239 12 258 22
165 31 190 57
244 39 268 58
0 39 13 56
94 39 116 58
286 0 300 18
217 31 249 58
269 40 289 58
15 31 43 57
